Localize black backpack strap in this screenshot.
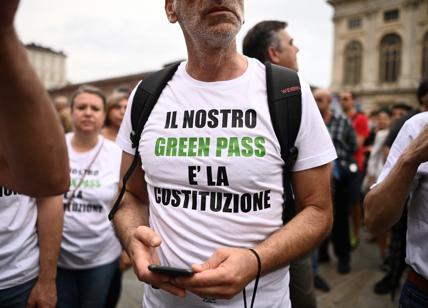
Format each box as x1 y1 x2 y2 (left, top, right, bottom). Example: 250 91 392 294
108 63 180 220
265 62 302 224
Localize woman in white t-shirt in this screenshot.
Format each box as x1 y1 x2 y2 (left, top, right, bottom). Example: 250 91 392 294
56 86 122 308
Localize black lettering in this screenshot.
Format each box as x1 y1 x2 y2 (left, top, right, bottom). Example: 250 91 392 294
219 109 231 127
182 190 191 208
264 190 271 209
161 189 171 205
207 109 219 128
223 195 233 213
241 194 252 213
217 166 229 186
188 166 198 185
199 191 209 211
253 191 264 211
231 110 244 128
171 190 181 207
195 110 206 128
210 192 223 212
191 190 198 210
246 109 257 128
207 166 215 186
154 187 161 203
183 110 194 128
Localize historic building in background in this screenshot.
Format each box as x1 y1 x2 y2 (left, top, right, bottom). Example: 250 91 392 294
328 0 428 110
25 43 67 89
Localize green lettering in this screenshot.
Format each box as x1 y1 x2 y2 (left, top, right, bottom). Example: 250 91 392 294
155 138 166 156
198 138 210 156
216 137 228 157
228 137 240 157
178 138 188 157
241 137 253 157
254 137 266 157
188 137 197 157
166 138 177 156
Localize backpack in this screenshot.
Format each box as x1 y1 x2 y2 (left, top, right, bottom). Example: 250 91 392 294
108 62 302 224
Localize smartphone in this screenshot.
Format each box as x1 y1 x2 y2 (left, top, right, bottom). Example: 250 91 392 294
148 264 194 277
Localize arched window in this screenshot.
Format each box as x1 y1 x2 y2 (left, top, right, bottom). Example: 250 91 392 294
379 33 401 83
343 41 363 85
423 32 428 80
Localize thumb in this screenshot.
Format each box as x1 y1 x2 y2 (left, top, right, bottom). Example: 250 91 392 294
193 249 228 273
133 226 162 247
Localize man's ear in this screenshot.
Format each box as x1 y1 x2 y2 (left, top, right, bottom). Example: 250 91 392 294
267 46 280 64
165 0 178 23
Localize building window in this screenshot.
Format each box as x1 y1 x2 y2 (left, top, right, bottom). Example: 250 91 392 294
344 41 363 85
379 33 401 83
348 17 361 30
423 32 428 80
384 9 400 22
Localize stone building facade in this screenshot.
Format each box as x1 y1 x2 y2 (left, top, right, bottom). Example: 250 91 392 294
328 0 428 111
26 43 67 89
48 71 150 99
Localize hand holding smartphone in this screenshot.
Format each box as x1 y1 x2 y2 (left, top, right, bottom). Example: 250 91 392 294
148 264 194 277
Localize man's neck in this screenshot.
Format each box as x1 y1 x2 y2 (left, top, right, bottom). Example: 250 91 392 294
185 40 247 82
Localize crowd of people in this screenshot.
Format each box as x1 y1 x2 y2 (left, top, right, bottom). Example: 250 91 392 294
1 0 428 308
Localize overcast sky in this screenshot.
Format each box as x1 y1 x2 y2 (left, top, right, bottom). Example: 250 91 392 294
15 0 334 87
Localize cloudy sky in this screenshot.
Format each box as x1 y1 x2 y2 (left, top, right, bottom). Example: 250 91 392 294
15 0 334 87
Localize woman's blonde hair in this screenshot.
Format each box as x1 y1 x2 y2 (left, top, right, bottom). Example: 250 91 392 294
105 92 128 127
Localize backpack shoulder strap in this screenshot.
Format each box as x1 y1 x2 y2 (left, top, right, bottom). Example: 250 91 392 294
265 62 302 224
108 62 180 220
130 62 181 148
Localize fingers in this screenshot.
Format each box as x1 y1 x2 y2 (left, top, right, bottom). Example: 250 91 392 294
173 247 259 300
192 249 228 273
133 226 162 247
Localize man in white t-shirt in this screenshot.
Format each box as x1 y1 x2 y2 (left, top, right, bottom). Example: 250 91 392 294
113 1 336 307
243 20 319 307
364 111 428 306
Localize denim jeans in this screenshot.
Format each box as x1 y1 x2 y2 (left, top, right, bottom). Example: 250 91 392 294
399 280 428 308
56 259 119 308
0 278 37 308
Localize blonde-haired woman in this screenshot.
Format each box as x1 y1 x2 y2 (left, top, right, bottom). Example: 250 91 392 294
56 85 122 308
101 92 128 141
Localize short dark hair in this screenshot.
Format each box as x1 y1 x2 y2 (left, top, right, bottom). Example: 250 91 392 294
243 20 287 63
70 85 107 110
391 102 412 112
377 107 392 117
417 80 428 105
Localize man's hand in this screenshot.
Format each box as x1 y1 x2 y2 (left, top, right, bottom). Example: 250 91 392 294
0 0 19 31
26 279 56 308
173 247 259 300
126 226 186 297
119 250 133 272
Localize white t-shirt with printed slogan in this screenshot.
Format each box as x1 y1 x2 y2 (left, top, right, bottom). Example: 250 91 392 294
0 189 38 289
117 58 336 308
59 133 121 269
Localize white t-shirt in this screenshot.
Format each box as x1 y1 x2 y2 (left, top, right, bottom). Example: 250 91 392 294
0 187 38 289
117 58 336 308
59 133 122 269
376 112 428 280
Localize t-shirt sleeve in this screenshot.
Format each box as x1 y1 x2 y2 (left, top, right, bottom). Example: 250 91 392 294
375 119 414 185
116 82 141 155
292 76 337 172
